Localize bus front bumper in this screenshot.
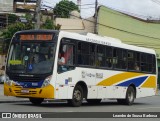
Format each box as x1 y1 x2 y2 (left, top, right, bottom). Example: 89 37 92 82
4 83 54 98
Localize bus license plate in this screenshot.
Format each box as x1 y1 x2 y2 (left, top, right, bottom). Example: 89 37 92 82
21 89 29 93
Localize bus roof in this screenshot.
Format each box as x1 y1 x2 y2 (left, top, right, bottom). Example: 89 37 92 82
14 30 156 55
15 29 59 35
59 31 156 55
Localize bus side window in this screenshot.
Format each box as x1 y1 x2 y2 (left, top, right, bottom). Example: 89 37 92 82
58 43 75 73
106 47 112 68
113 48 118 68
96 45 105 67
128 51 134 70
77 42 90 65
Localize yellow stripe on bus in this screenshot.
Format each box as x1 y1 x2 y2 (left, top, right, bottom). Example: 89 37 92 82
141 76 156 88
97 72 145 86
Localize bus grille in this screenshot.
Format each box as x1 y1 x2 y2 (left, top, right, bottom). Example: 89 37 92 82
13 85 38 96
10 76 43 82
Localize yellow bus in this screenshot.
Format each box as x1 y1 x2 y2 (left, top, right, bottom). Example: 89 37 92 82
4 30 157 107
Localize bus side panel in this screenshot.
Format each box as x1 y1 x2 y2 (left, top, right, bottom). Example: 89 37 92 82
55 68 97 99
136 88 156 98
105 86 127 99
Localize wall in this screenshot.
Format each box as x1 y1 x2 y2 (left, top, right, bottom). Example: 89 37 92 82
0 0 13 12
97 6 160 60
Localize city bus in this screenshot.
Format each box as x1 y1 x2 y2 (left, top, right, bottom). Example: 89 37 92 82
4 30 157 107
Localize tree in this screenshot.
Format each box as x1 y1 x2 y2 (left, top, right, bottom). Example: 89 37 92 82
8 14 18 24
1 22 34 39
25 13 33 22
41 17 55 29
0 22 34 53
54 0 79 18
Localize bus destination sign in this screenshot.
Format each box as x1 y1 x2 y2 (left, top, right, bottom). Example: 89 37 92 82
19 34 53 41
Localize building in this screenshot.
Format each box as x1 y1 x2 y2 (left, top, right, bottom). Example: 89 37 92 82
55 11 95 34
0 0 13 12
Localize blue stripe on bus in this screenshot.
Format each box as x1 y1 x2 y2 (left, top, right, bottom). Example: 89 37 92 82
116 76 148 87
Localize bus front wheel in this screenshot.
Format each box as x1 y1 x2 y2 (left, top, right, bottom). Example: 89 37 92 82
68 85 83 107
29 98 44 105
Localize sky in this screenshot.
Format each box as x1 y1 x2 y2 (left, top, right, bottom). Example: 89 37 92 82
42 0 160 19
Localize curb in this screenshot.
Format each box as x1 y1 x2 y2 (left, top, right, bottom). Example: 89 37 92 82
0 99 66 103
0 100 29 103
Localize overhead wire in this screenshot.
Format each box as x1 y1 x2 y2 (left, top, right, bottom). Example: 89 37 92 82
41 1 160 42
1 0 160 45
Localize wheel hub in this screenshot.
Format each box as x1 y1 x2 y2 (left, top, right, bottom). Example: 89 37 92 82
74 90 81 101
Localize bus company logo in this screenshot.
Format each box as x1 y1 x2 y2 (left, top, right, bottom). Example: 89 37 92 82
24 84 28 87
81 71 95 78
2 113 11 118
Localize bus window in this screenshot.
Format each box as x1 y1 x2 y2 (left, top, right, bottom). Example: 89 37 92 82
63 44 74 65
152 55 156 73
96 45 105 67
147 54 153 73
113 48 127 69
128 51 134 70
106 46 112 68
134 52 140 71
58 43 75 72
77 42 90 65
141 53 147 72
89 44 95 66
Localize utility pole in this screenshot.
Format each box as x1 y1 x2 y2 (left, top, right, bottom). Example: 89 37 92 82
94 0 98 34
35 0 41 29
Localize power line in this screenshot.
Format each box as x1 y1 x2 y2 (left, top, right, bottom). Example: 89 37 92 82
45 1 160 42
78 3 95 6
81 7 95 9
98 2 160 20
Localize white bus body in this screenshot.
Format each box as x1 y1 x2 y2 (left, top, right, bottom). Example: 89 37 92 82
4 30 157 106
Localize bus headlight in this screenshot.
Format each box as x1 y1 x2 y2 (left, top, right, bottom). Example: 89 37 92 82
41 75 52 88
5 75 13 86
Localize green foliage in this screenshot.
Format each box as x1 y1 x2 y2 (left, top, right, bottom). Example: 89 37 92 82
25 13 33 22
0 22 34 54
41 17 55 29
1 22 34 39
54 0 79 18
8 14 18 24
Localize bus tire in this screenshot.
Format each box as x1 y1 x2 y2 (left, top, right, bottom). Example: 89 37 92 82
68 85 83 107
117 86 135 105
29 98 44 105
87 99 101 104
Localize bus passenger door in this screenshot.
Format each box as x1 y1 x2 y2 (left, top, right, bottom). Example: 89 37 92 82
56 42 76 99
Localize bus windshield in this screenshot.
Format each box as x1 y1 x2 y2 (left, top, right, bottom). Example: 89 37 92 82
7 42 55 74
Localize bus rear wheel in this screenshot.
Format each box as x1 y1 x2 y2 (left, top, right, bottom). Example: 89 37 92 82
117 86 135 105
29 98 44 105
87 99 101 104
68 85 83 107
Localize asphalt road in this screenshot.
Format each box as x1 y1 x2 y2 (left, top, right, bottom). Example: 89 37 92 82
0 95 160 112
